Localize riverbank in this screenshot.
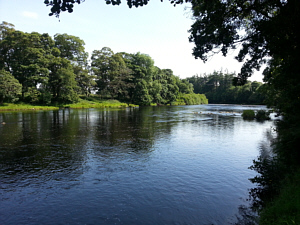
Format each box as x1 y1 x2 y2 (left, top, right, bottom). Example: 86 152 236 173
249 117 300 225
259 170 300 225
0 98 138 112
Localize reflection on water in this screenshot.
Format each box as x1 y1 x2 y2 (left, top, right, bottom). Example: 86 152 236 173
233 128 277 225
0 105 273 225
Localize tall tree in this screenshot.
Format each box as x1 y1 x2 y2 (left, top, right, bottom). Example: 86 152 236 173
0 29 50 100
0 22 15 71
73 65 96 96
54 33 94 96
0 69 22 104
54 33 88 65
124 52 155 105
160 69 179 104
108 53 134 100
47 54 79 103
91 47 116 96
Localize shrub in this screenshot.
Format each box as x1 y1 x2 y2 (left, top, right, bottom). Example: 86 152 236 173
256 110 271 121
175 93 208 105
242 110 255 119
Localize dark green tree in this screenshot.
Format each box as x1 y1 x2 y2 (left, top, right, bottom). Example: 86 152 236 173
187 71 265 104
73 65 96 96
0 22 15 70
187 0 300 116
54 33 95 96
0 29 50 100
176 77 193 94
47 54 79 103
0 69 22 103
123 52 155 105
108 53 134 100
91 47 116 96
161 69 179 104
54 33 88 65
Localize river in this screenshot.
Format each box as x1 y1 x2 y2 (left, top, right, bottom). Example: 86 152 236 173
0 104 275 225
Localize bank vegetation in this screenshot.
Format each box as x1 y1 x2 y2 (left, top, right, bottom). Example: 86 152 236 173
0 22 207 110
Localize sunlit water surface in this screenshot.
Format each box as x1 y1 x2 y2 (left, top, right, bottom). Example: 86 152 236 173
0 105 275 225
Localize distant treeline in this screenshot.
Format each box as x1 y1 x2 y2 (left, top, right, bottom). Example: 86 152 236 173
1 22 265 106
186 71 267 104
0 22 207 106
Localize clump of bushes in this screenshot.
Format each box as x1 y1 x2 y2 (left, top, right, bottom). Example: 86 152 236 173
242 110 256 119
174 93 208 105
256 110 271 120
242 110 271 120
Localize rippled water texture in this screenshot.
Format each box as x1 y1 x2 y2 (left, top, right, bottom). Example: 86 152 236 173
0 105 274 225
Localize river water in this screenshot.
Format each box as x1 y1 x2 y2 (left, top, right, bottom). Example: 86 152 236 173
0 104 274 225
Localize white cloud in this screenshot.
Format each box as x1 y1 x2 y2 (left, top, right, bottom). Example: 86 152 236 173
22 11 38 19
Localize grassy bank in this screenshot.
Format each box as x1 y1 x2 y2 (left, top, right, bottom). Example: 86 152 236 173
0 103 59 111
259 170 300 225
64 99 133 109
0 97 138 111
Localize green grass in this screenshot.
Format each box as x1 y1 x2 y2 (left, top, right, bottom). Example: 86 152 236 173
64 98 129 109
0 97 138 111
0 103 59 111
259 170 300 225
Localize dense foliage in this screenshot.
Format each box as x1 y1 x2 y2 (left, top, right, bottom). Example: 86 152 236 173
0 22 207 106
0 69 22 104
186 71 266 104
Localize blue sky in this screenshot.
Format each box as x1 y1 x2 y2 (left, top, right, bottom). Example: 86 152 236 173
0 0 263 81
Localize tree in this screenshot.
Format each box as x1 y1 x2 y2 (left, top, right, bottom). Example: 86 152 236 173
107 53 134 100
73 65 96 96
188 1 297 80
160 69 179 104
0 29 50 100
187 0 300 117
0 69 22 104
54 33 95 97
0 22 15 70
91 47 116 96
124 52 155 105
176 77 193 94
54 33 88 65
46 55 79 103
187 71 265 104
44 0 154 17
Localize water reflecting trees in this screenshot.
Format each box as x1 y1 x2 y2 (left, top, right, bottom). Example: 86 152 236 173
0 105 274 224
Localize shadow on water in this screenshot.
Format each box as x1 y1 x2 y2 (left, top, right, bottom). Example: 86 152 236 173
233 127 277 225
